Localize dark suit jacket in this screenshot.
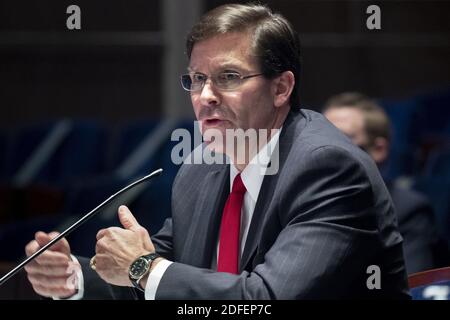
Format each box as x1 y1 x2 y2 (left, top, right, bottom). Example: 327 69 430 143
388 184 438 274
80 109 410 299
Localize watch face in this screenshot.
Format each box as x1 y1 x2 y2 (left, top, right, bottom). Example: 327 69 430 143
129 257 149 280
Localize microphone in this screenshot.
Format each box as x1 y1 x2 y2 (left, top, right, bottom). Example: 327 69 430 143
0 168 163 286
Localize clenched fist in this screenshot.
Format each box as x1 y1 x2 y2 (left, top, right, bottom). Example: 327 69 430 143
24 231 80 298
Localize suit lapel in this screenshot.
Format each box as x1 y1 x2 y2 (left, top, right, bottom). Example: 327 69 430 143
240 172 279 271
180 110 305 271
180 165 229 268
240 110 304 271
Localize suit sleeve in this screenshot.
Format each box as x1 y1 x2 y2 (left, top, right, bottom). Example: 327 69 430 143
151 218 174 260
154 146 392 299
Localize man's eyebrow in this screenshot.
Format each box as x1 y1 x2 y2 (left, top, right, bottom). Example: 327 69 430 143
217 62 242 69
187 62 246 73
186 67 208 74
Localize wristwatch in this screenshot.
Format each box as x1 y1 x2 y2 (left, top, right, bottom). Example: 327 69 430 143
128 252 160 292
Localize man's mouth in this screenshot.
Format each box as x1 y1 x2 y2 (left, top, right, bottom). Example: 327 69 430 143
204 118 223 126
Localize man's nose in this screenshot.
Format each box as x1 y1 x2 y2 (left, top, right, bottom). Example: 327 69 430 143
199 80 220 106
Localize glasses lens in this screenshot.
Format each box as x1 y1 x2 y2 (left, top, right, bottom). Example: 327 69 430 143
216 72 241 90
180 74 192 91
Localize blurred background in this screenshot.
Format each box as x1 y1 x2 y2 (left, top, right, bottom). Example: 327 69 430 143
0 0 449 299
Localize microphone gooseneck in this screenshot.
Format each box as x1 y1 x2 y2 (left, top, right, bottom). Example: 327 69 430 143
0 168 163 286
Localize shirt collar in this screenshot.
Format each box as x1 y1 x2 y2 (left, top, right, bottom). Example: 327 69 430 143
230 127 282 202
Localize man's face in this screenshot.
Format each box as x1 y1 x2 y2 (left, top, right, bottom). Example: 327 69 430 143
188 32 279 155
324 107 369 149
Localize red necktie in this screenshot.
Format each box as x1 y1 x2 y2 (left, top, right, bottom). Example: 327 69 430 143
217 173 247 274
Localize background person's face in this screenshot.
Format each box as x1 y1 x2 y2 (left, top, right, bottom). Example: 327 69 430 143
324 107 390 165
324 107 369 148
188 32 278 155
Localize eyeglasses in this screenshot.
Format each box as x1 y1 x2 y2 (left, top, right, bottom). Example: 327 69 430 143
180 72 264 92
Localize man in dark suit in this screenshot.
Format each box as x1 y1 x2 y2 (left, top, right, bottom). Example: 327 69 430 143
323 92 439 274
24 4 410 299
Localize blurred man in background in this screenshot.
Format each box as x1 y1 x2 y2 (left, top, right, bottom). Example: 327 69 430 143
323 92 439 274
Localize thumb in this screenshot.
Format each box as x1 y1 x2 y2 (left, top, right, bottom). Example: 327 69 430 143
118 205 141 232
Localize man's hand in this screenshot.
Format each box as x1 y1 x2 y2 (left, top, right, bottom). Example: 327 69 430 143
94 205 156 287
24 231 79 298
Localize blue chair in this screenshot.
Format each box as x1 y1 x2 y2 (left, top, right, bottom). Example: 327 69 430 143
416 89 450 142
409 266 450 300
108 119 160 174
7 119 108 188
378 98 421 179
424 147 450 179
413 177 450 248
55 120 108 186
5 120 57 183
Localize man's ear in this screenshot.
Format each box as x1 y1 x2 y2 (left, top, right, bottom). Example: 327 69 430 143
273 71 295 108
